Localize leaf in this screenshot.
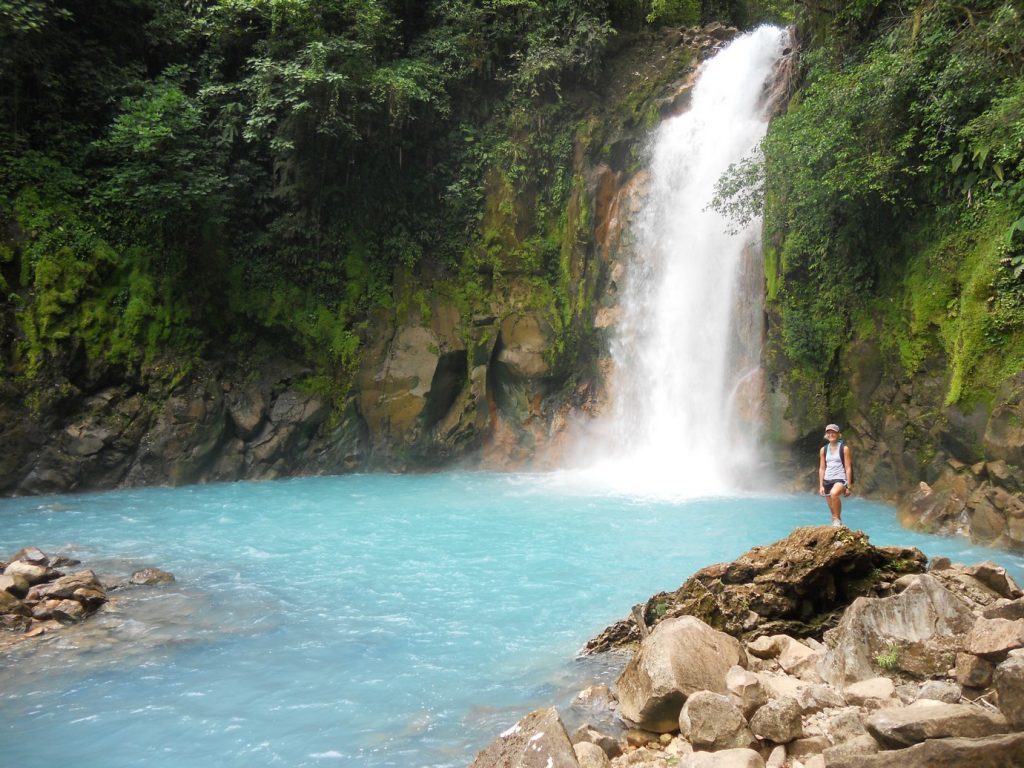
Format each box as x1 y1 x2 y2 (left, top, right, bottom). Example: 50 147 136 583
950 152 964 173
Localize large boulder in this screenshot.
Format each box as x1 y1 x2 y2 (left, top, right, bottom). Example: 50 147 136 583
470 708 578 768
586 527 926 652
994 649 1024 726
819 573 976 685
865 701 1009 748
616 616 746 733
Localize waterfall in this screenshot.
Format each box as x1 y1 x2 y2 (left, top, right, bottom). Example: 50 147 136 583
566 26 786 498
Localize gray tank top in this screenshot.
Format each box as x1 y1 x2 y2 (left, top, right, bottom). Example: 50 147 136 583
824 441 847 482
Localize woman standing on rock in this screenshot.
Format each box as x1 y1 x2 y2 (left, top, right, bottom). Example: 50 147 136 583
819 424 853 526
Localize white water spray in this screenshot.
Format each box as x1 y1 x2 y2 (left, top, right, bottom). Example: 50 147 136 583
563 27 786 499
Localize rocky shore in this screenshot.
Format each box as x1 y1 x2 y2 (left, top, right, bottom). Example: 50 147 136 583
470 526 1024 768
0 545 174 649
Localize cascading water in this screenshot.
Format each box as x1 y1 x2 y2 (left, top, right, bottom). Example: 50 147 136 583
565 26 787 498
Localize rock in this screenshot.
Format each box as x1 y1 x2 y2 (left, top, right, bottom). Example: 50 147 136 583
749 696 802 743
765 745 786 768
129 568 176 586
616 616 746 733
964 561 1023 599
820 574 975 685
0 572 30 598
793 683 846 713
9 546 49 565
664 736 693 757
678 691 754 751
777 637 823 682
678 748 765 768
818 707 869 743
754 670 804 699
843 678 896 707
914 679 961 703
822 734 879 763
993 650 1024 726
747 636 780 660
575 741 610 768
726 665 768 718
982 597 1024 621
4 560 58 586
964 617 1024 659
824 732 1024 768
622 729 659 748
955 652 994 688
470 707 578 768
587 528 926 653
49 599 87 623
0 590 29 617
572 725 622 758
865 700 1009 748
29 570 105 602
612 746 661 766
784 735 829 759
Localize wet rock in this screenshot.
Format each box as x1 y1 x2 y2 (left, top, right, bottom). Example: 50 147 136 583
4 560 59 586
0 589 29 617
129 568 175 586
0 572 30 598
470 707 578 768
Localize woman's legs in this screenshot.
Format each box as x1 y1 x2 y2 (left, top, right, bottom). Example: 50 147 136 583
829 484 845 525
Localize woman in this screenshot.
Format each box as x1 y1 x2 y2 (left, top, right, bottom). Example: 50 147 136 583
818 423 853 527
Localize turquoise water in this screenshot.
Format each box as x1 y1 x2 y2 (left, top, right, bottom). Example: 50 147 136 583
1 472 1022 767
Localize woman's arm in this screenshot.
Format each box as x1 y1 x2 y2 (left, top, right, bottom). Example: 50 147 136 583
818 447 826 495
843 444 853 492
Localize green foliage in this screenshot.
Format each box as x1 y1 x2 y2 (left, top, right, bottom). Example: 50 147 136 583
757 0 1024 410
648 0 701 27
875 642 899 670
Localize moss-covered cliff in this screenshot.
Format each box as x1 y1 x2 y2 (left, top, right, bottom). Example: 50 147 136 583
756 0 1024 547
0 4 738 493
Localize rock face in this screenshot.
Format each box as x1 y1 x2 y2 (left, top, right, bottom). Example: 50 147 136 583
772 330 1024 550
819 574 976 685
586 526 926 652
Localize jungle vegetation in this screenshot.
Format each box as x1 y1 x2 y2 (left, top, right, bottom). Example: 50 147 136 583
2 0 1021 425
0 0 781 396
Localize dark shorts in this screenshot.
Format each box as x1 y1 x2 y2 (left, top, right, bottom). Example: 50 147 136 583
824 479 847 494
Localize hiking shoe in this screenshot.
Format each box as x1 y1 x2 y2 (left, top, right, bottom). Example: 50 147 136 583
832 519 842 527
